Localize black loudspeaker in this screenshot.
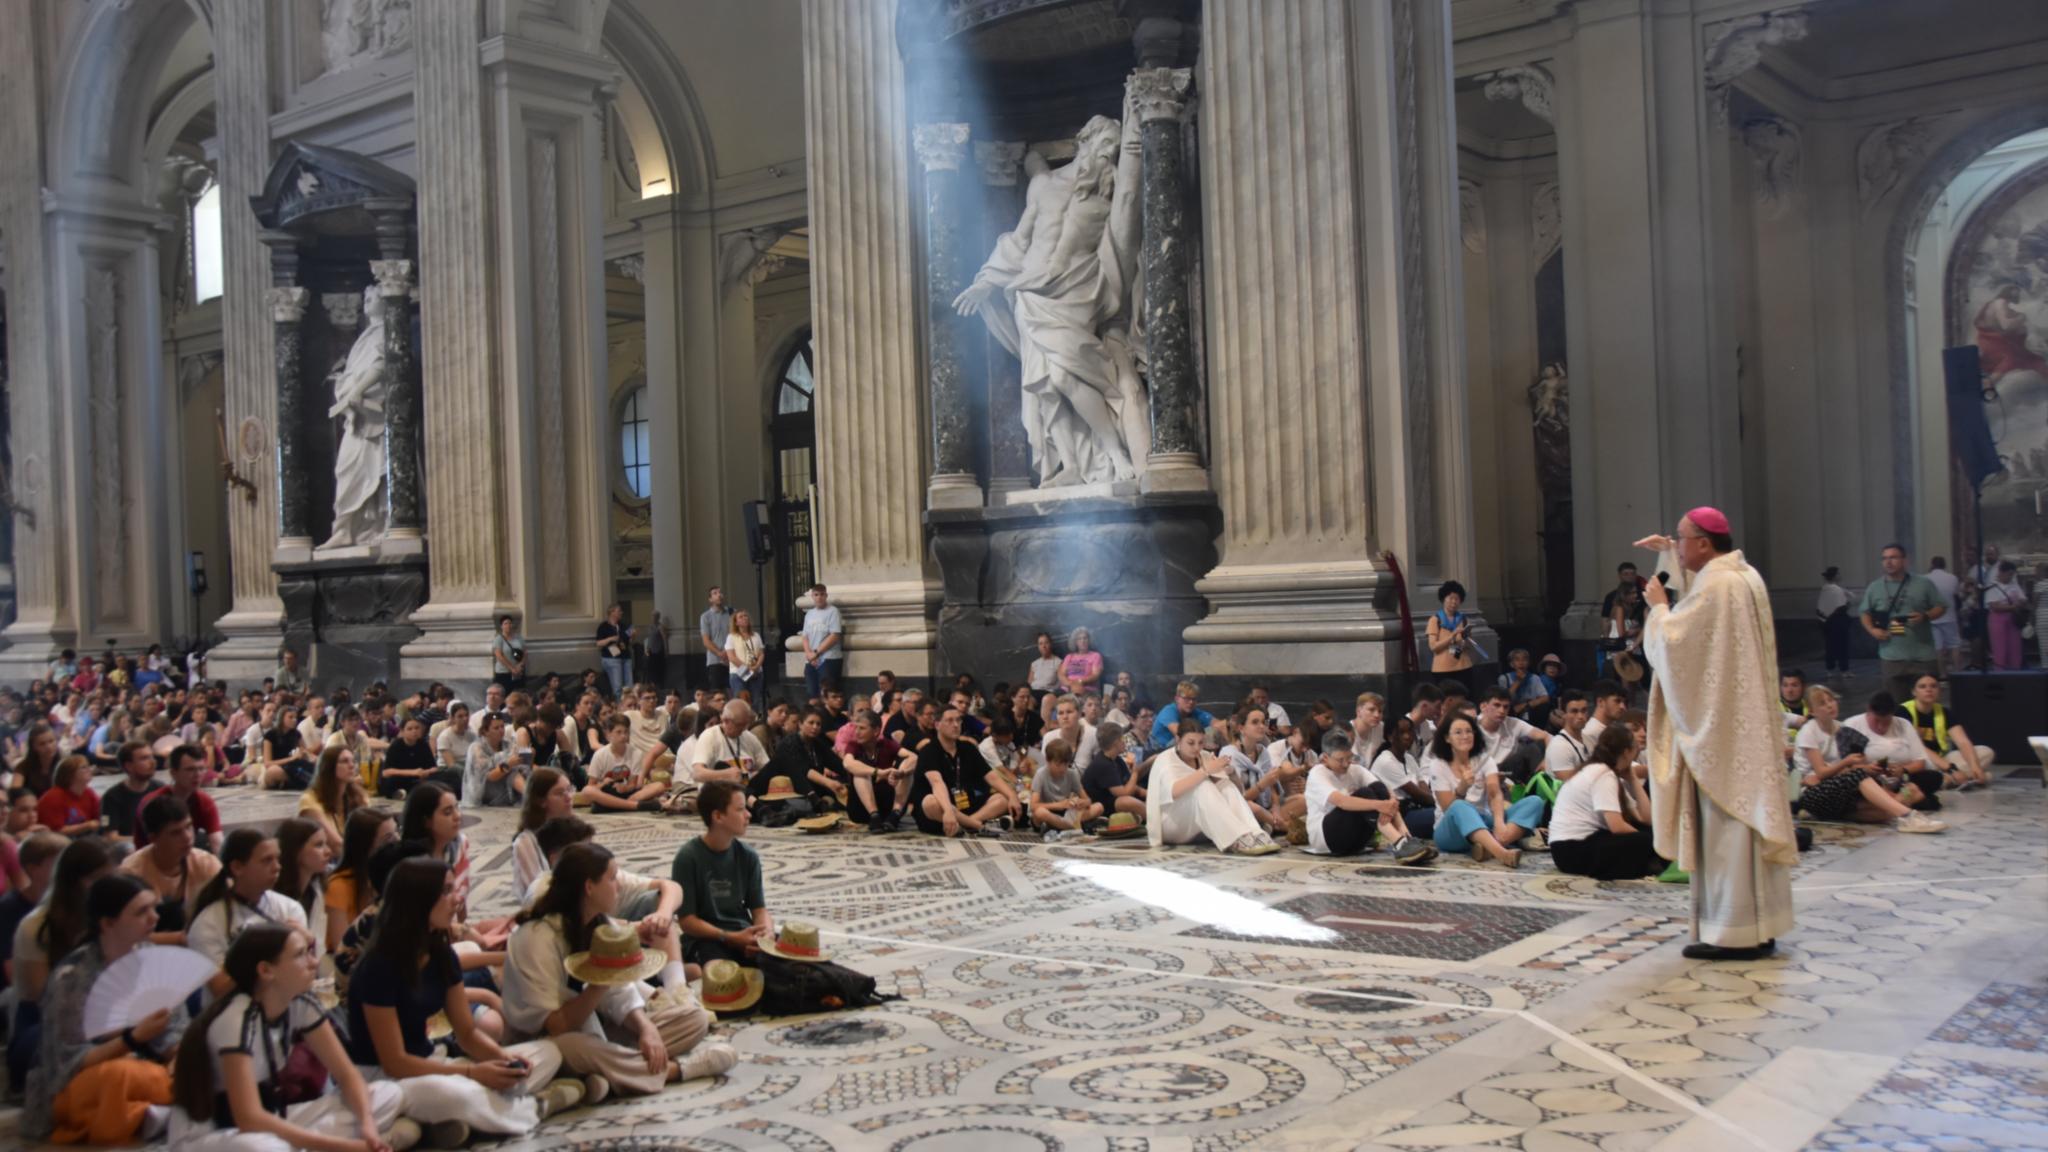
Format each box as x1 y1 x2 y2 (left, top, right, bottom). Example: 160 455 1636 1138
743 500 773 566
1944 346 2002 488
1945 671 2048 764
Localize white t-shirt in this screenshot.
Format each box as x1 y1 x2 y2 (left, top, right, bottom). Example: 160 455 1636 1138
1549 764 1623 844
1544 730 1591 779
1925 567 1960 618
1027 656 1061 692
589 743 636 786
1041 723 1098 769
1424 754 1499 809
1368 748 1418 794
1303 761 1372 854
1478 716 1541 763
1265 702 1293 730
691 727 768 779
724 632 766 674
1816 583 1850 617
436 724 477 768
1583 716 1608 746
1793 719 1842 771
205 992 331 1099
1840 714 1923 767
186 890 315 971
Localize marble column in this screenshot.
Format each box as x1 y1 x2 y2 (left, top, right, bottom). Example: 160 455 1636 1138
206 0 288 680
262 235 313 557
794 0 939 680
916 121 982 510
0 0 72 675
370 257 421 540
973 141 1031 497
1128 67 1206 492
406 0 615 679
1185 0 1475 681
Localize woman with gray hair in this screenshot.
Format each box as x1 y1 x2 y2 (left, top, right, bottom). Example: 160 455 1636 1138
1056 626 1104 697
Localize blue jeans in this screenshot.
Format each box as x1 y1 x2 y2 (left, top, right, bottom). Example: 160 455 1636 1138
602 656 632 697
1433 796 1546 853
804 658 841 700
730 671 762 704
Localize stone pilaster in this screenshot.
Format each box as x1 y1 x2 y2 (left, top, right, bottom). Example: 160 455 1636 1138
370 258 421 539
1182 0 1405 679
206 0 288 680
264 272 313 555
973 141 1031 498
916 121 982 510
0 0 71 676
1128 67 1206 492
796 0 939 679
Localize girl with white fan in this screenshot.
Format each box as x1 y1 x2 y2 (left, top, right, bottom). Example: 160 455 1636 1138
21 873 186 1144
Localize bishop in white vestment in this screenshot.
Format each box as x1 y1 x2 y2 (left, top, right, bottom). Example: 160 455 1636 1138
1640 507 1797 960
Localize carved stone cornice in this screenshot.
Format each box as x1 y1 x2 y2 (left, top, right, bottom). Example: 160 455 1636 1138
912 122 971 173
1477 64 1553 126
1702 9 1809 128
974 141 1027 187
1857 116 1941 210
267 285 310 324
1127 67 1193 124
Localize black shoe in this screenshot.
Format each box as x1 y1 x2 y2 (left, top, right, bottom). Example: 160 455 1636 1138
1681 942 1769 961
867 812 892 834
1758 938 1777 955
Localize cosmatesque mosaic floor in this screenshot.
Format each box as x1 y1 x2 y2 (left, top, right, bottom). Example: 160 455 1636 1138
39 765 2048 1151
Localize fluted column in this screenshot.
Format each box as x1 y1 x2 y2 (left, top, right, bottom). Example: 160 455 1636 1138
1129 67 1206 492
0 0 71 675
916 121 982 509
370 257 421 539
204 0 287 680
795 0 939 679
1182 0 1405 677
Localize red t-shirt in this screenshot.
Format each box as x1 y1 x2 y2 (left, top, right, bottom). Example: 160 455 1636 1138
133 786 222 848
37 786 101 832
832 726 902 772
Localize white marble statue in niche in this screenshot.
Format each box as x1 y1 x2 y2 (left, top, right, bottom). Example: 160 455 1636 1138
321 285 388 550
954 109 1147 487
320 0 413 78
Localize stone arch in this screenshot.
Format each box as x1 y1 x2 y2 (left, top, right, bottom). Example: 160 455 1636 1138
601 2 715 207
1881 103 2048 550
142 68 218 184
48 0 207 197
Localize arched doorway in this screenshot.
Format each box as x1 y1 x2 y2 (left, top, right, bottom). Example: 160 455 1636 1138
769 331 815 641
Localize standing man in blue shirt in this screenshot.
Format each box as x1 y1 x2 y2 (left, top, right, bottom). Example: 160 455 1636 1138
800 583 844 701
699 587 733 697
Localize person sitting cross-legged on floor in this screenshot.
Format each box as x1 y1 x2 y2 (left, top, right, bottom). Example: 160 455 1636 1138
1793 685 1946 833
1080 722 1147 823
1840 692 1948 812
671 780 772 969
1367 715 1438 841
1549 726 1670 880
1146 721 1279 856
1902 674 1993 791
580 716 665 813
1031 738 1104 841
1305 731 1437 863
910 706 1013 838
1425 713 1543 868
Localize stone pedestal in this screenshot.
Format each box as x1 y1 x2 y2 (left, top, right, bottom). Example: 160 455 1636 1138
930 493 1217 701
277 552 428 687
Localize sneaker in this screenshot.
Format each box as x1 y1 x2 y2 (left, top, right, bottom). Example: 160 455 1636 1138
1391 836 1438 866
1893 811 1947 834
1043 828 1062 843
998 814 1015 831
679 1040 740 1081
1525 829 1549 852
1083 818 1108 834
425 1120 471 1149
388 1119 423 1152
138 1105 170 1142
536 1078 587 1119
1657 861 1691 884
581 1074 612 1106
978 823 1004 838
868 812 892 834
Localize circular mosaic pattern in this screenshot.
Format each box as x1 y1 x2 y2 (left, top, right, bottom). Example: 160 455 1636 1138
888 1127 1061 1152
1002 992 1205 1040
1072 1061 1231 1104
776 864 893 890
952 941 1188 990
769 1017 906 1049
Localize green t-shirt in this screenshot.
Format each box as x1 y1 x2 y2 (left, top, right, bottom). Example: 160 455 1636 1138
1857 574 1942 662
670 836 764 934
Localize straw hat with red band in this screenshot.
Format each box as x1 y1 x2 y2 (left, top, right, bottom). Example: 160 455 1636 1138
761 776 800 801
761 921 830 963
563 922 669 986
700 959 765 1013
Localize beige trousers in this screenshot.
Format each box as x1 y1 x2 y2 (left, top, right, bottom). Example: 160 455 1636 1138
552 996 714 1096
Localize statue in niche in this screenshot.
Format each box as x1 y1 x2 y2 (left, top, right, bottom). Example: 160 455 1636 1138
954 107 1147 487
320 0 413 78
1528 361 1571 496
320 285 388 550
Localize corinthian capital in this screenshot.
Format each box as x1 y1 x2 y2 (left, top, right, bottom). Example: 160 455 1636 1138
370 259 414 297
1128 67 1193 124
913 122 971 173
267 286 310 324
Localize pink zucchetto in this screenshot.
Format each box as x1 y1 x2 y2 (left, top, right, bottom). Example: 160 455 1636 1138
1683 506 1731 535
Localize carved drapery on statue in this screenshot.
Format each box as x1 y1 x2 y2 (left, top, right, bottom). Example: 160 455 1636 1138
321 284 388 548
955 111 1148 488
